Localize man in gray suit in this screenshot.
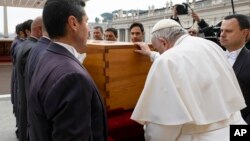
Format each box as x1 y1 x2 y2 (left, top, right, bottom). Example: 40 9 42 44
220 14 250 124
28 0 108 141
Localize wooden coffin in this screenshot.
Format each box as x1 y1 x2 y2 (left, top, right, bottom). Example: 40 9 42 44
0 39 12 62
83 41 152 110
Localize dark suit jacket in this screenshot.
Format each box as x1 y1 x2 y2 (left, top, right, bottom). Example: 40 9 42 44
28 42 108 141
233 47 250 124
10 37 24 109
16 36 38 141
25 36 51 96
197 19 215 37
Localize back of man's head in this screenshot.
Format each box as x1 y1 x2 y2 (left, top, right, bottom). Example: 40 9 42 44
43 0 86 39
22 19 33 38
15 23 22 35
31 16 43 38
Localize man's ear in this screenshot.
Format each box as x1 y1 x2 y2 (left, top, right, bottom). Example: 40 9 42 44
158 37 172 50
158 37 168 46
25 29 31 36
68 16 78 31
244 29 250 42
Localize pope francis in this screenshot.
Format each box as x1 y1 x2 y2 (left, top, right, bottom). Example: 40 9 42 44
131 19 246 141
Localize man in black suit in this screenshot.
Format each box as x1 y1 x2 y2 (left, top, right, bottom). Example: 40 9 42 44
15 16 43 141
10 23 24 111
10 19 33 139
9 22 24 139
28 0 108 141
220 14 250 124
25 23 51 95
24 25 51 141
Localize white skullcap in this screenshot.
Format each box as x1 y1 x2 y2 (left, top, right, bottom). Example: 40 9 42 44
151 19 181 33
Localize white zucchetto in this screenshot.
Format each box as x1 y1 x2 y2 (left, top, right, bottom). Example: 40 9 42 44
151 19 181 33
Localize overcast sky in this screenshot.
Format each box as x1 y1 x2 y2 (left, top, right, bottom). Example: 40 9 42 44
0 0 187 34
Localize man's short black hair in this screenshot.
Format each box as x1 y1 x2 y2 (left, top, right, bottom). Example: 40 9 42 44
129 22 144 33
105 27 117 37
224 14 250 30
94 26 103 33
21 19 33 37
15 23 23 35
43 0 86 39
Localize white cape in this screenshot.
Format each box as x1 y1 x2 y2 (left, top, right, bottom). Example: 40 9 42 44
131 35 246 126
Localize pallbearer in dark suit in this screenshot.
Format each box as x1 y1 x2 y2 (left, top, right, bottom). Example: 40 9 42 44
25 24 51 140
25 24 51 96
10 23 24 112
220 14 250 124
10 20 33 138
15 16 43 141
28 0 108 141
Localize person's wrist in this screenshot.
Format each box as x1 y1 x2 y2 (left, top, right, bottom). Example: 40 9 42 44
145 50 150 56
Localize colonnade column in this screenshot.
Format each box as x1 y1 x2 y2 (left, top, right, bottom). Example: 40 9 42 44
117 29 120 41
3 1 9 38
125 28 129 42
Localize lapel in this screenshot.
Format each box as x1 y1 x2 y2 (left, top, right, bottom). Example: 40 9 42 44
233 47 248 75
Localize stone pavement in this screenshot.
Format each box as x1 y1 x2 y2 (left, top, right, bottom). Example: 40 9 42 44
0 95 18 141
0 63 17 141
0 63 12 95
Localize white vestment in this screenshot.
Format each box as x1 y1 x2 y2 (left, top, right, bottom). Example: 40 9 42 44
131 35 246 141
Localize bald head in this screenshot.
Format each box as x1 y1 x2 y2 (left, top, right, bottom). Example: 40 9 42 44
31 16 43 38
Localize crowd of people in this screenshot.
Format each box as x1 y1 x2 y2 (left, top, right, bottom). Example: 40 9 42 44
9 0 250 141
92 22 145 42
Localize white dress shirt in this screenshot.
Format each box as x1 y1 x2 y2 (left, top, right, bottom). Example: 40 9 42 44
224 47 244 66
54 42 86 63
